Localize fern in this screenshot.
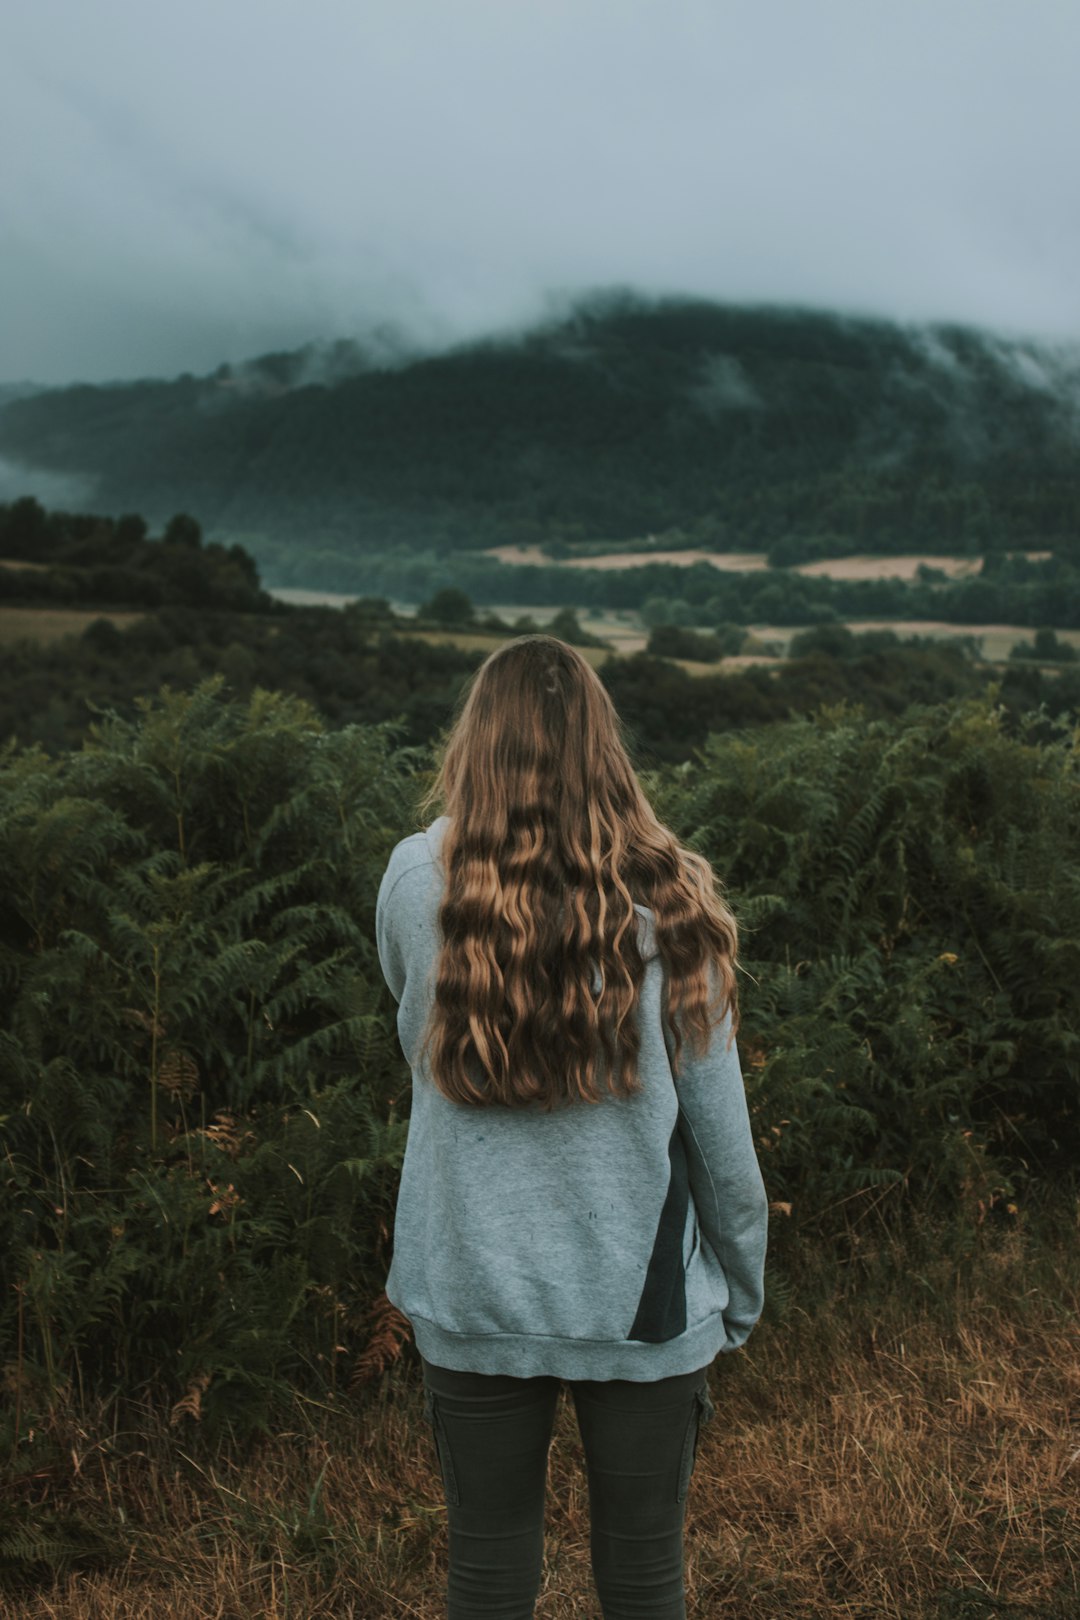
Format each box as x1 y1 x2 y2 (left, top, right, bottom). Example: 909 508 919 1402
2 680 1077 1445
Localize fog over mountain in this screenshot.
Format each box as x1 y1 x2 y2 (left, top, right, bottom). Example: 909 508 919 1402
4 298 1078 581
3 0 1080 385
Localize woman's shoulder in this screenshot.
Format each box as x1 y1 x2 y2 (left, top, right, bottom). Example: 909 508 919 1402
378 820 447 910
385 816 448 865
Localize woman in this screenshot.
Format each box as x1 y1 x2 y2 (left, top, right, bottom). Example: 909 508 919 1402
375 634 768 1620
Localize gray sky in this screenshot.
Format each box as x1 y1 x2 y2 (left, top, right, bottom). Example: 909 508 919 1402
3 0 1080 384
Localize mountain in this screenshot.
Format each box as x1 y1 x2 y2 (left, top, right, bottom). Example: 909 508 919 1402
1 293 1078 557
0 382 47 409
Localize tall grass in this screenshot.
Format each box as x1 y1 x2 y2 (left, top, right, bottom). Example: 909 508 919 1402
4 1195 1077 1618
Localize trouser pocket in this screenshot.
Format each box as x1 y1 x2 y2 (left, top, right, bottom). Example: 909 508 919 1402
676 1378 715 1503
423 1383 461 1507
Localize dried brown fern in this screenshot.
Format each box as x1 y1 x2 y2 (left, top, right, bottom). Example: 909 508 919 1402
349 1293 412 1390
170 1371 212 1426
196 1111 254 1160
157 1048 199 1101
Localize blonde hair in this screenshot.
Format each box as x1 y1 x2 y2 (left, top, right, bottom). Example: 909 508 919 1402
417 635 738 1110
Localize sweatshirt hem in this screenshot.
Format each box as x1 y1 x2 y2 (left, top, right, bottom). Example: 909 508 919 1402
400 1307 733 1381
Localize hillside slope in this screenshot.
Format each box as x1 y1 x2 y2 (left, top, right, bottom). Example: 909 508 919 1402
1 294 1078 554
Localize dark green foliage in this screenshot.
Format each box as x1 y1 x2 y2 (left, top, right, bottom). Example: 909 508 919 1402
418 585 475 623
5 595 1080 766
245 534 1080 630
646 696 1080 1230
2 296 1079 554
1 682 1077 1454
0 501 268 612
646 624 726 662
1008 627 1078 663
163 511 203 549
546 606 606 646
0 608 485 754
1 682 421 1445
602 644 1014 764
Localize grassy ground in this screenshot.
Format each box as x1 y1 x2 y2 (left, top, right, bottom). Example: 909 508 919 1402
6 1202 1077 1618
480 545 1053 583
0 607 145 645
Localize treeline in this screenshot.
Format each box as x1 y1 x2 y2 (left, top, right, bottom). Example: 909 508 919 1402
3 595 1080 762
3 295 1078 552
0 497 270 613
1 684 1076 1454
0 606 477 755
252 535 1080 628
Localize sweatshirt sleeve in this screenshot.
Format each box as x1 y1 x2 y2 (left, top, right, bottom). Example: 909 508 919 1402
375 847 408 1004
671 974 769 1352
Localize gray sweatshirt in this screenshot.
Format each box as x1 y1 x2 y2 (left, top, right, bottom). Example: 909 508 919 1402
375 816 769 1380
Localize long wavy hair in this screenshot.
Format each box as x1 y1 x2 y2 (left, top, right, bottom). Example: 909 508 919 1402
416 635 739 1110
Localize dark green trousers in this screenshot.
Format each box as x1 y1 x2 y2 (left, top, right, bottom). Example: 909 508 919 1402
420 1355 715 1620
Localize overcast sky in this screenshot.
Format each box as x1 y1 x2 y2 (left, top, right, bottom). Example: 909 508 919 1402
3 0 1079 385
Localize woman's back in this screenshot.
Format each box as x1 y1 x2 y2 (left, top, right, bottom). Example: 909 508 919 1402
377 813 768 1382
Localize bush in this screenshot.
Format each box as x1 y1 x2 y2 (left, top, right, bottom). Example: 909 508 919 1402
2 683 1077 1449
646 623 725 662
547 607 606 647
419 586 475 624
1008 627 1077 663
0 682 417 1443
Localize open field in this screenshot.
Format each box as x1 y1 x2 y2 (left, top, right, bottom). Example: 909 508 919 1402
0 606 145 645
480 545 1054 582
2 591 1071 672
9 1218 1078 1619
483 543 771 572
795 551 1052 581
381 614 1080 670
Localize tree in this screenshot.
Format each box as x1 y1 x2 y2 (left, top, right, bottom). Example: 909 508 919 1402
420 587 475 624
1009 627 1078 664
547 607 605 647
116 513 149 547
0 495 48 559
164 513 203 550
646 624 723 662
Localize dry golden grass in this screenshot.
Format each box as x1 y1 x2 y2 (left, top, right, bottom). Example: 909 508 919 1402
7 1217 1078 1619
480 545 1053 583
0 607 145 646
483 544 771 573
381 613 1080 672
793 555 982 582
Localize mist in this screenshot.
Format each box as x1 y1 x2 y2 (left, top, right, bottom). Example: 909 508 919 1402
3 0 1080 385
0 456 96 510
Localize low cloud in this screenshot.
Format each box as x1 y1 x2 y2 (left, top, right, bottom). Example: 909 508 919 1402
3 1 1080 384
691 354 765 417
0 457 97 511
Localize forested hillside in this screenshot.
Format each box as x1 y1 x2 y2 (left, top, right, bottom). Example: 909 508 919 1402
3 294 1078 557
